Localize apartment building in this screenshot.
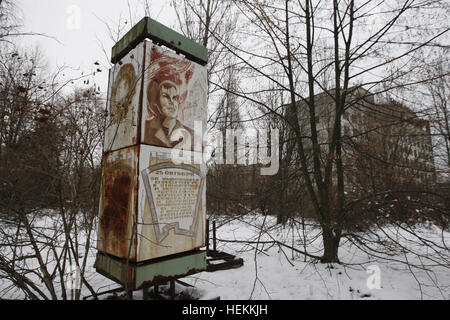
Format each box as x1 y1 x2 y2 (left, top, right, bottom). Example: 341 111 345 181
295 87 436 191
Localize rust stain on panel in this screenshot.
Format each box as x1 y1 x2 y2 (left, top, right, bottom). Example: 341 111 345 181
100 165 132 258
101 170 131 243
99 147 139 261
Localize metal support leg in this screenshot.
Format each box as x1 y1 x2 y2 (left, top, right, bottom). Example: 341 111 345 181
206 219 210 256
127 290 133 300
143 287 149 300
169 280 175 300
213 220 217 255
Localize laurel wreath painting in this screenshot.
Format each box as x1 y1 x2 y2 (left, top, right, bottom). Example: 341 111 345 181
110 63 137 124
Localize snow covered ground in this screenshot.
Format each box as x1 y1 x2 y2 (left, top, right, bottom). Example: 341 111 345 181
1 213 448 300
87 214 449 300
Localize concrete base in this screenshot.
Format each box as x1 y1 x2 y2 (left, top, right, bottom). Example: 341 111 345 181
95 250 206 290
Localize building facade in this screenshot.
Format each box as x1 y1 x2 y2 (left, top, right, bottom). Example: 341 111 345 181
295 87 436 193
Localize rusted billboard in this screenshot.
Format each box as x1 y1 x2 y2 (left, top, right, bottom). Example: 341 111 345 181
141 43 207 151
98 145 205 262
98 25 207 266
98 146 139 261
103 40 207 154
137 145 206 261
103 43 144 153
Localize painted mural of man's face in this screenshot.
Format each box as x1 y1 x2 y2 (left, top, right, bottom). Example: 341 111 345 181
157 81 180 119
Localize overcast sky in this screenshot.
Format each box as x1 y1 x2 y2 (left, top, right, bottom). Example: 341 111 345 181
17 0 176 91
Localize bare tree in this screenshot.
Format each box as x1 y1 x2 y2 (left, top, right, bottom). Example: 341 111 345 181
196 0 449 264
0 0 20 43
0 41 105 299
423 56 449 180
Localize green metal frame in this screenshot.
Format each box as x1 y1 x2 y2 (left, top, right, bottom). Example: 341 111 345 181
111 17 208 66
95 250 207 290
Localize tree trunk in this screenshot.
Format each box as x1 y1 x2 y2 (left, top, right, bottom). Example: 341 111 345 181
321 227 340 263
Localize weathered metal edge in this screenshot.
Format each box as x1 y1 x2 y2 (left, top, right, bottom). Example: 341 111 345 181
111 17 208 66
94 252 135 290
95 250 206 290
135 250 206 290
